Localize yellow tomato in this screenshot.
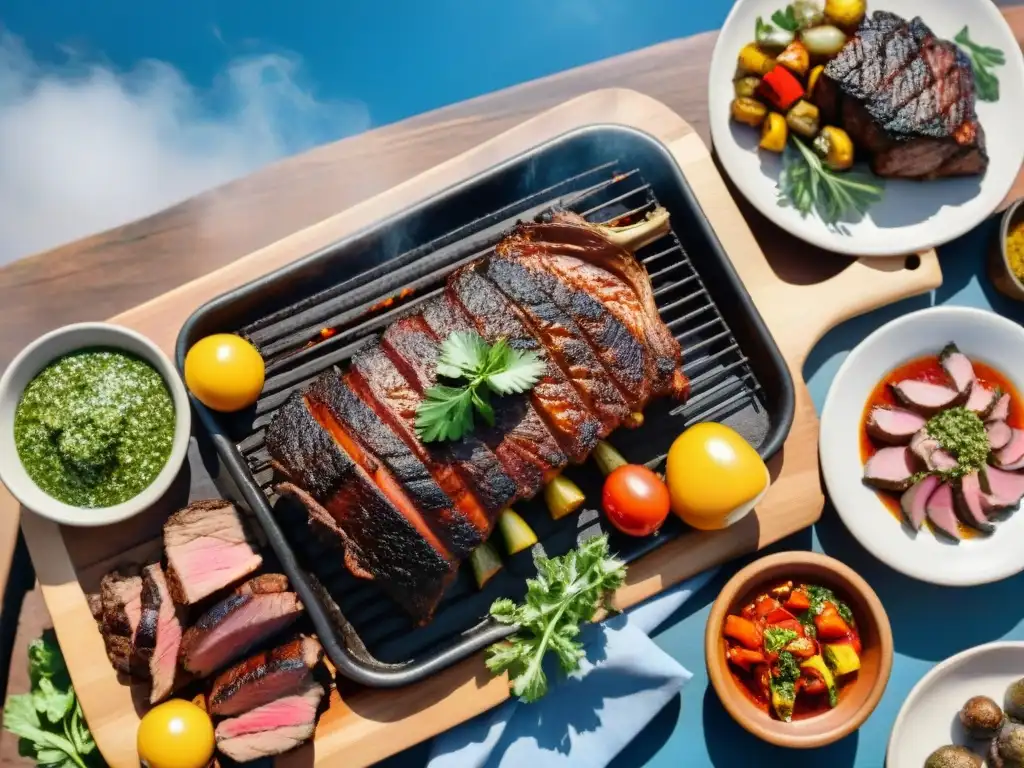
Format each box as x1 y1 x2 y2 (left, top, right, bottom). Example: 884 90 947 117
137 699 215 768
184 334 265 412
665 423 769 530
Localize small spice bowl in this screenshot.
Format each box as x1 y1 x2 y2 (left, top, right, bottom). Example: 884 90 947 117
0 323 191 527
988 197 1024 302
705 551 893 749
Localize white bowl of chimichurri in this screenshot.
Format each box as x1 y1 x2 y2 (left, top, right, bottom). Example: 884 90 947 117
0 323 191 526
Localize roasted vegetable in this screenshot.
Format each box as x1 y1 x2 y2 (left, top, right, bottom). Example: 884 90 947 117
724 615 762 650
755 18 796 51
960 696 1005 739
813 125 854 170
759 67 805 111
759 113 788 153
727 647 766 671
792 0 826 29
738 44 777 76
770 652 800 722
602 464 671 537
784 588 811 613
498 508 537 555
544 474 586 520
801 655 838 707
814 603 852 641
786 100 820 138
924 745 982 768
991 724 1024 768
824 0 866 28
734 76 762 99
470 542 503 588
800 25 848 57
1005 677 1024 721
807 64 825 97
823 643 860 676
777 41 810 77
783 636 817 659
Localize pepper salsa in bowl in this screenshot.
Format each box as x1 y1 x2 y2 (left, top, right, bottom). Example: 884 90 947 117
706 552 893 749
0 323 191 527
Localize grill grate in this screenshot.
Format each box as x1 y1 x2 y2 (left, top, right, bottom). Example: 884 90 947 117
176 125 795 684
234 164 765 663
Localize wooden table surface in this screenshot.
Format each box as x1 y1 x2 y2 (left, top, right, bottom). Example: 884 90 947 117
2 5 1022 764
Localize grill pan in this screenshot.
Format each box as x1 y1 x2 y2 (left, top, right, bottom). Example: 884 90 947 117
176 125 796 687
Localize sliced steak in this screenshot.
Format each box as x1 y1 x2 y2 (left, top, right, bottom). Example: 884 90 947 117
863 446 917 491
448 265 601 462
236 573 290 596
98 567 144 676
988 421 1013 451
967 385 999 417
815 11 988 180
939 343 975 396
993 428 1024 469
891 380 963 415
988 393 1011 423
209 635 323 717
925 483 961 540
982 466 1024 512
181 575 304 677
954 472 995 534
215 678 324 763
910 428 959 473
900 474 940 531
866 405 927 444
308 369 483 558
141 564 186 703
163 500 263 605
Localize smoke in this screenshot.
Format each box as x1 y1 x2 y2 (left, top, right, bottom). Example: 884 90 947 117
0 32 370 265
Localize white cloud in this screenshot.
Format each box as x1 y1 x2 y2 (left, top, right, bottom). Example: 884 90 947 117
0 33 370 264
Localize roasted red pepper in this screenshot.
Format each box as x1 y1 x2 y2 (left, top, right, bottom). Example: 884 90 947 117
758 66 806 111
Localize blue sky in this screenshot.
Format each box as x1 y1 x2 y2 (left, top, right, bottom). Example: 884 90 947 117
0 1 733 262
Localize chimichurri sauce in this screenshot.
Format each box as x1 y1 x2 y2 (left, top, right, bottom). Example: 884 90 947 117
13 349 175 508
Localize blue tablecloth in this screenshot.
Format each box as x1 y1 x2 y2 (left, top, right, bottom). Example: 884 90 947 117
383 214 1024 768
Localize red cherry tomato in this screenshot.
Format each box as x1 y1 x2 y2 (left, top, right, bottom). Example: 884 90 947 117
602 465 671 537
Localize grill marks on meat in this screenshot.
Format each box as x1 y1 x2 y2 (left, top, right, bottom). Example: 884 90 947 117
163 500 263 605
815 11 988 179
209 635 323 717
98 568 144 676
181 575 304 677
449 265 602 462
215 678 325 763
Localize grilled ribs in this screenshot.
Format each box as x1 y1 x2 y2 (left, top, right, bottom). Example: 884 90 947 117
813 11 988 179
267 208 685 623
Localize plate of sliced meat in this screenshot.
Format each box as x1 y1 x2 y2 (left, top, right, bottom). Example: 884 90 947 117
709 0 1024 256
820 306 1024 585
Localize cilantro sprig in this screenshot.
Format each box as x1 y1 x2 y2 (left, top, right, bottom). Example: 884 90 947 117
3 632 98 768
956 26 1006 103
485 535 627 702
415 331 545 444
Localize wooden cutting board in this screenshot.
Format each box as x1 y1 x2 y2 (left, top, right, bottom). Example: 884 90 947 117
9 89 942 768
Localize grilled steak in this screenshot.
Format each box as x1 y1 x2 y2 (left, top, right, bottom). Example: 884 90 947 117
209 635 323 717
180 574 304 677
215 678 324 763
97 567 144 676
140 564 186 703
163 500 263 605
265 208 684 622
814 11 988 179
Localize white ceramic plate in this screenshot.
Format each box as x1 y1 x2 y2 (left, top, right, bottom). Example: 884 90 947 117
820 307 1024 586
708 0 1024 256
887 641 1024 767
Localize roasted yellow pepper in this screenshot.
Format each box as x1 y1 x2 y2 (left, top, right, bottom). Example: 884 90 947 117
731 97 768 127
776 41 810 77
814 125 855 170
825 0 867 28
786 100 821 138
734 76 762 99
738 44 776 76
807 65 825 98
759 113 788 153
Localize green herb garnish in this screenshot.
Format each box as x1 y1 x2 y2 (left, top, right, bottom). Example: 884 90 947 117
956 26 1005 103
771 6 799 31
926 406 990 478
415 331 545 444
3 632 97 768
804 584 855 626
486 534 627 703
763 627 799 654
777 138 885 229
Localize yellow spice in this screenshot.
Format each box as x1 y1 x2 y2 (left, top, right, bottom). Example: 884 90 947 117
1009 221 1024 282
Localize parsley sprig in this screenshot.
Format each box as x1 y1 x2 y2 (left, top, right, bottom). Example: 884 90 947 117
415 331 545 444
778 138 885 228
956 26 1006 103
486 535 627 702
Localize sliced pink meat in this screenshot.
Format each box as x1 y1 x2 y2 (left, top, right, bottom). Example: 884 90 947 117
939 343 976 395
982 465 1024 512
910 430 957 473
863 447 917 491
891 380 963 416
988 421 1013 451
215 678 324 762
866 406 927 445
900 475 940 531
988 393 1011 423
1000 454 1024 472
967 384 999 416
209 636 323 717
993 428 1024 469
925 483 961 540
145 565 185 704
954 472 994 534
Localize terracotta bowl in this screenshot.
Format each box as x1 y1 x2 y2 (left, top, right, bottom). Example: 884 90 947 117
705 551 893 749
988 197 1024 302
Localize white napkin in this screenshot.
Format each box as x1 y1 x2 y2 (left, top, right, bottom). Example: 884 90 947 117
427 568 718 768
